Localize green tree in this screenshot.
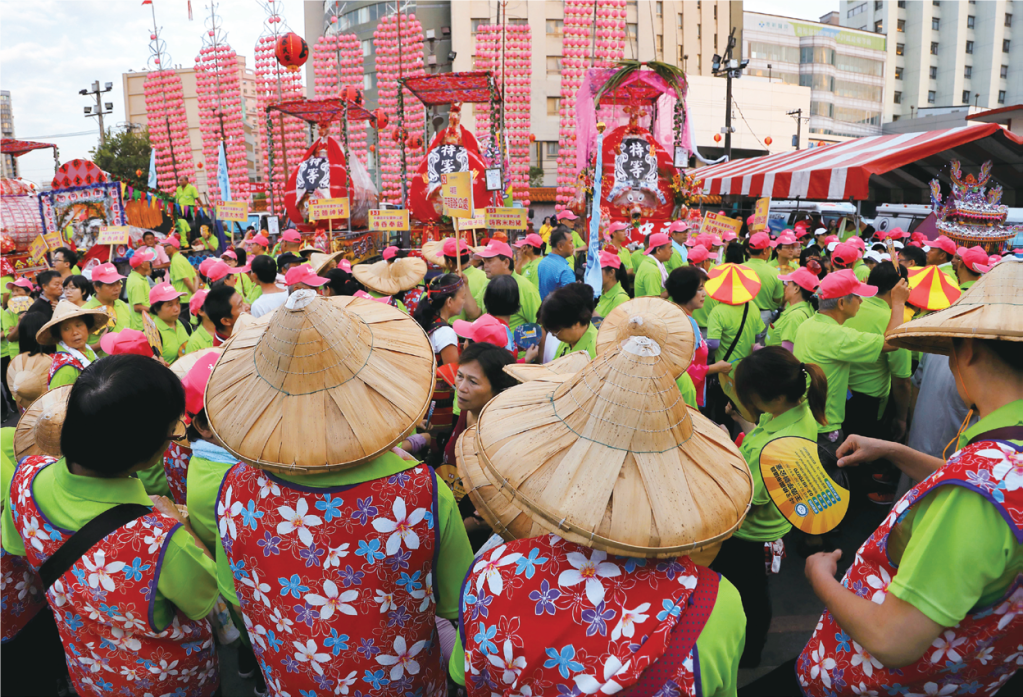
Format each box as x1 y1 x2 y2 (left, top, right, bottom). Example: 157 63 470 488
90 126 151 189
529 166 544 187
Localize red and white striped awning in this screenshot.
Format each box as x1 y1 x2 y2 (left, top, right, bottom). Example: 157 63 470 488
695 124 1023 200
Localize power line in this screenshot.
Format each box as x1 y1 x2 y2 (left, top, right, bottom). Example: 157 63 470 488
732 99 767 151
15 130 97 139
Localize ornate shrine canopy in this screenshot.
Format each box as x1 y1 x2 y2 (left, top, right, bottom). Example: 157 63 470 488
401 71 499 105
266 98 377 125
1 138 56 157
587 67 684 106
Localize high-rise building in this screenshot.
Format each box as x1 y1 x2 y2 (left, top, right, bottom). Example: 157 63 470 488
1 91 17 179
743 12 886 137
840 0 1020 123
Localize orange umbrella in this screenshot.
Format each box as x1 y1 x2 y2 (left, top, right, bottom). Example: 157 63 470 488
907 266 961 311
705 263 762 305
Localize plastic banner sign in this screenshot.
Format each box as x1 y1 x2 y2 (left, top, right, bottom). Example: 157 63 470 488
28 235 49 262
309 198 350 221
751 198 770 232
368 209 410 232
700 211 742 238
759 436 849 534
217 201 249 222
441 171 473 218
96 226 131 246
485 207 528 230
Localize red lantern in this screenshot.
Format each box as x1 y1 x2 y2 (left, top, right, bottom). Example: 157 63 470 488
196 161 204 170
135 168 143 177
275 32 309 72
764 136 773 146
341 85 363 105
406 133 423 149
713 133 722 143
369 144 376 153
374 108 389 130
391 127 405 143
529 133 535 143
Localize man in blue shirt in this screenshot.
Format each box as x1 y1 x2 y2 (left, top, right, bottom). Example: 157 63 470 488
537 226 577 300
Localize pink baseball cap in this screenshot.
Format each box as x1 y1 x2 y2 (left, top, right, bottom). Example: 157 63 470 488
285 264 328 287
599 250 622 269
832 243 860 267
90 263 124 285
198 257 219 277
608 221 630 233
339 259 352 273
775 232 798 246
129 247 156 268
149 281 185 305
514 233 544 248
688 244 711 264
206 260 240 283
910 231 927 244
189 289 209 316
794 227 810 239
6 277 35 291
249 234 269 248
817 269 877 300
382 246 399 261
721 230 739 242
848 236 866 251
822 235 840 246
988 254 1002 266
100 328 151 357
182 351 219 417
281 230 302 243
748 231 777 250
746 214 756 226
441 238 471 257
452 314 509 348
476 240 514 258
957 246 991 274
878 227 908 240
644 232 671 254
779 267 821 292
667 220 690 232
221 249 238 260
930 235 957 257
161 236 180 249
557 210 578 221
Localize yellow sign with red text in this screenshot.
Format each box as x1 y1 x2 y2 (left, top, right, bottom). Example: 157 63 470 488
216 201 249 222
751 198 770 232
368 209 410 232
28 235 49 263
700 211 742 238
309 198 350 222
43 231 64 251
455 208 488 231
96 226 131 246
485 207 527 230
441 172 473 219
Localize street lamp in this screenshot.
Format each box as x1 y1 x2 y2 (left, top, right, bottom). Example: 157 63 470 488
81 80 114 145
711 28 748 160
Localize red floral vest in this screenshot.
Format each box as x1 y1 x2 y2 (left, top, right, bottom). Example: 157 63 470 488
797 437 1023 696
47 352 84 387
163 441 192 505
460 535 719 697
1 535 46 642
9 456 219 697
216 461 444 697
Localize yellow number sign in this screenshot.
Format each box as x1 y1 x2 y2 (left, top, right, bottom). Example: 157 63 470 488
96 226 131 245
751 197 770 232
759 436 849 534
441 172 473 219
28 235 49 263
368 209 410 231
217 201 249 222
700 211 742 238
485 207 527 230
308 198 350 221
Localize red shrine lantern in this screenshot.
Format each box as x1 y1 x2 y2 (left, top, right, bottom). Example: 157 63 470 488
406 133 423 149
341 85 363 105
764 136 773 146
275 32 309 72
374 108 389 130
713 133 722 143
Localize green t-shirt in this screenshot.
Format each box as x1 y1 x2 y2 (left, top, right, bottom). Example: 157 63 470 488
236 271 256 303
665 247 685 274
677 372 699 409
169 252 197 304
565 231 586 271
693 295 716 330
453 266 489 323
82 297 131 353
1 307 18 359
633 257 665 297
197 235 220 252
450 562 747 697
1 427 15 505
1 457 218 630
174 183 200 207
48 347 97 389
594 283 630 319
854 262 871 282
793 313 885 433
767 300 813 347
155 316 189 364
735 402 819 542
707 301 765 365
844 296 912 410
520 257 541 288
615 247 634 273
554 322 598 360
184 324 214 354
126 270 150 330
744 258 783 311
938 261 959 287
245 281 263 305
185 449 237 553
474 272 540 331
214 451 474 624
631 247 647 273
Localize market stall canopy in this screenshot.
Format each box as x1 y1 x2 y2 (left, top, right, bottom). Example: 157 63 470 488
267 97 377 125
695 124 1023 201
400 71 498 105
1 138 56 157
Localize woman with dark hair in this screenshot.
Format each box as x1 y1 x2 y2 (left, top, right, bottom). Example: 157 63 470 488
149 282 189 364
594 250 630 319
413 273 467 367
724 240 746 265
33 301 107 389
717 346 829 669
61 274 93 306
321 265 362 297
768 267 820 351
480 274 520 350
540 282 599 359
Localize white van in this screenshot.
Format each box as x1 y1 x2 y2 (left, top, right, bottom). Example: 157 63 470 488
872 204 934 234
766 201 857 233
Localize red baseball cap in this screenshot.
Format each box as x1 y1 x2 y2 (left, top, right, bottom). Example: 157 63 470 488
957 246 991 274
748 232 776 250
339 259 352 273
476 240 514 258
129 247 155 268
557 210 578 221
250 234 269 248
150 281 185 305
644 232 671 254
382 246 399 260
453 314 509 348
285 264 328 287
182 351 219 417
879 227 908 240
100 328 151 357
928 235 957 257
90 263 124 285
832 242 860 267
794 227 810 239
817 269 877 300
599 250 622 269
688 244 711 264
189 289 209 316
775 232 798 246
206 260 240 283
441 238 471 257
779 267 821 292
910 231 927 244
281 229 302 243
161 236 181 249
514 233 544 248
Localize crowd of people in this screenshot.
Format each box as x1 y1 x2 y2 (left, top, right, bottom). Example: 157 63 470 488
0 210 1019 697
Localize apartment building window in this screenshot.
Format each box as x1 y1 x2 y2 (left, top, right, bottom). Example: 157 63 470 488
963 90 971 103
964 65 972 78
546 20 563 36
471 18 487 33
967 15 975 28
545 142 560 157
930 18 938 30
656 34 664 56
875 20 883 33
546 56 561 76
848 2 867 18
894 91 902 104
714 5 717 18
931 42 939 55
363 73 377 90
656 1 662 16
895 66 903 79
1007 13 1013 26
928 90 936 103
896 43 905 55
547 97 560 116
1000 90 1008 103
966 41 974 54
627 23 638 41
932 0 939 5
361 39 373 57
876 0 883 9
899 19 907 31
1002 65 1009 78
1005 40 1012 52
697 24 701 39
931 66 939 78
897 0 906 6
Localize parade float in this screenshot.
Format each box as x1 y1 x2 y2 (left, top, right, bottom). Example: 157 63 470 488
930 160 1021 253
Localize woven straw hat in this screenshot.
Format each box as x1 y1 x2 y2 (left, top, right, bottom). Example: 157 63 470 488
353 257 427 296
887 257 1023 354
35 300 109 346
595 297 696 379
7 353 52 409
455 425 538 540
14 386 72 460
503 352 591 384
205 290 435 473
309 250 344 276
471 315 752 558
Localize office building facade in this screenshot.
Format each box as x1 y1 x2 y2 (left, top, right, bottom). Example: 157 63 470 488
1 91 16 179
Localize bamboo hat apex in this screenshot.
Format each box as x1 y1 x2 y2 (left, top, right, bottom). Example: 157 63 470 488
204 290 436 473
353 257 427 296
14 386 72 461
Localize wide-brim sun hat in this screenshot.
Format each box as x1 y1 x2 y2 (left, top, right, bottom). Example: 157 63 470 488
887 256 1022 355
14 385 72 461
204 290 435 473
309 250 345 276
595 297 696 378
353 257 427 296
469 305 752 558
502 351 591 384
35 300 109 346
6 353 51 409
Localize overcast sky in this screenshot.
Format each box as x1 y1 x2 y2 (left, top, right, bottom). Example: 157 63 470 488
1 0 832 185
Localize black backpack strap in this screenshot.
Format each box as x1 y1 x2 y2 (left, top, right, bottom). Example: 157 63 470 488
967 426 1023 447
722 302 750 363
39 503 152 590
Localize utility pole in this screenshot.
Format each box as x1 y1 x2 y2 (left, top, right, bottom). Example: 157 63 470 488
712 28 748 161
787 108 803 150
80 81 114 146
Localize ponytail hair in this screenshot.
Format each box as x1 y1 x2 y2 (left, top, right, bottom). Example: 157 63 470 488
734 346 829 426
412 273 463 332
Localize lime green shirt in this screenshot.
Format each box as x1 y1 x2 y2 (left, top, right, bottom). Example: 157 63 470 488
474 272 540 330
693 295 716 330
615 247 634 273
453 266 489 323
49 347 97 389
744 258 783 311
1 427 15 504
450 565 747 697
520 258 541 288
707 301 765 365
633 257 665 297
767 300 813 347
677 372 699 409
214 451 474 622
168 252 197 304
155 316 189 364
236 271 256 303
631 247 647 273
1 458 218 630
82 297 131 352
185 450 236 553
845 296 912 409
196 235 220 252
184 324 214 354
594 283 630 319
735 402 819 542
126 270 150 330
793 313 885 433
174 183 201 207
1 307 18 359
554 322 598 360
245 282 263 305
854 262 871 282
367 290 408 313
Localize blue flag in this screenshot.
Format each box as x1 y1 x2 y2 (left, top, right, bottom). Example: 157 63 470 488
147 148 158 189
217 140 231 202
584 129 605 299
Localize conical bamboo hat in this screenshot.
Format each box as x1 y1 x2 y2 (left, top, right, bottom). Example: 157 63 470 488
595 297 696 378
310 250 344 275
887 257 1023 355
14 386 72 461
6 353 51 410
502 351 591 384
474 321 752 558
204 290 435 473
353 257 427 296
